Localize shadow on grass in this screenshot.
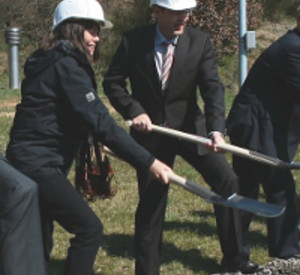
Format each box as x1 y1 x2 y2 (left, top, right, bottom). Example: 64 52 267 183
101 212 268 274
165 210 217 236
46 210 268 275
102 232 220 274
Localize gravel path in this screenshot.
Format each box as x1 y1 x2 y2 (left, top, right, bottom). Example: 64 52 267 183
211 257 300 275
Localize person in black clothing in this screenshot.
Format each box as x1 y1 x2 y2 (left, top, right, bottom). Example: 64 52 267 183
6 0 173 274
102 0 259 273
226 12 300 266
0 154 46 275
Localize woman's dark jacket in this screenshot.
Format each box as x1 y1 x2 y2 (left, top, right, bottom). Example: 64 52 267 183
6 41 154 178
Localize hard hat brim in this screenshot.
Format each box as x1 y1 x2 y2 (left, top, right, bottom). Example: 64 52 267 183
102 20 113 29
53 17 113 31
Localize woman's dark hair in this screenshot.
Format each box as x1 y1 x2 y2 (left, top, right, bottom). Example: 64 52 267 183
40 20 100 63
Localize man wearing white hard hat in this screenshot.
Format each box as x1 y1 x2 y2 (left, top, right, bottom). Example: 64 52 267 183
103 0 258 273
6 0 175 275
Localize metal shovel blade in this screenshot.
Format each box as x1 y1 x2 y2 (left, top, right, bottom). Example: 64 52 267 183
207 193 285 218
170 174 285 218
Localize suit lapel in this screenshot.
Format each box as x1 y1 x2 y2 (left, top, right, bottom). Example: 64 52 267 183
141 25 161 95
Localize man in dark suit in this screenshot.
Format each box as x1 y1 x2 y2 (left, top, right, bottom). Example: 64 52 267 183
103 0 259 274
226 12 300 266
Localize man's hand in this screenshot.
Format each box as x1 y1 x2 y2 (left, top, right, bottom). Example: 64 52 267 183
131 113 152 132
207 131 225 153
149 159 174 184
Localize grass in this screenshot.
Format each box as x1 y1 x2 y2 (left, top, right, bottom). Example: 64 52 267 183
0 86 275 275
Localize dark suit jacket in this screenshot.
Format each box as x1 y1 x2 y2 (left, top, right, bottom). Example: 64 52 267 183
227 28 300 162
103 24 225 155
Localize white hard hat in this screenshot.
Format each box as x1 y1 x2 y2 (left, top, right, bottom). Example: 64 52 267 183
53 0 113 30
150 0 197 11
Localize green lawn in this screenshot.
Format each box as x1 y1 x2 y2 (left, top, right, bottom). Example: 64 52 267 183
0 87 299 275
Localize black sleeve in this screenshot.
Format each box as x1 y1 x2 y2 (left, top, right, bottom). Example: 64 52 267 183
197 35 225 133
56 57 155 171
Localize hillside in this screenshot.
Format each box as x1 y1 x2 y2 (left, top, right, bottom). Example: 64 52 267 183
0 1 297 92
0 0 267 79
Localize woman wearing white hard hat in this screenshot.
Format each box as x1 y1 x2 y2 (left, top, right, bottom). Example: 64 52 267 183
6 0 173 274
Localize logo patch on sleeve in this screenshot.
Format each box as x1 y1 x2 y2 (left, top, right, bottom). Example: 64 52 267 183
85 91 96 102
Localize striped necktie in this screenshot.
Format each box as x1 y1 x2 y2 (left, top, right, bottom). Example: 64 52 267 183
161 42 174 91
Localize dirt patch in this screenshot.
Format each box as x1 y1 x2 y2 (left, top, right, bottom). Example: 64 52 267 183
0 100 18 108
0 98 18 118
0 112 14 118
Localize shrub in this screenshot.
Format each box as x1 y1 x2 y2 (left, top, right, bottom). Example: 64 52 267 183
263 0 299 21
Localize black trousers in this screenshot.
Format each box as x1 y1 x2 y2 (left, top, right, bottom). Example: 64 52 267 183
233 156 300 258
33 170 103 275
0 155 46 275
134 137 244 275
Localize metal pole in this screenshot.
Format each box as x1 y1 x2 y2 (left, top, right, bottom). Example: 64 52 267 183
239 0 247 86
5 28 21 90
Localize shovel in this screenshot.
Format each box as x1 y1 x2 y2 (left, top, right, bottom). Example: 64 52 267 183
126 121 300 170
103 146 285 218
167 172 284 218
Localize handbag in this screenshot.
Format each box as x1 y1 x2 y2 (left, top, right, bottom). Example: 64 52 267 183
75 135 116 201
